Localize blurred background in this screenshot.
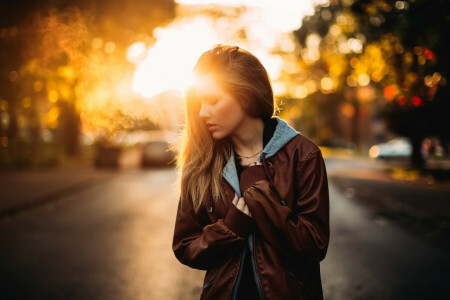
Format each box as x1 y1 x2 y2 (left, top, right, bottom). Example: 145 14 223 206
0 0 449 299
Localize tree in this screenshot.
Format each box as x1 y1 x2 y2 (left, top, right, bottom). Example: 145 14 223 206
0 0 176 167
293 0 449 168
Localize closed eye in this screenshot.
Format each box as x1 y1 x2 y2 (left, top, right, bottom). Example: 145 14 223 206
204 96 219 104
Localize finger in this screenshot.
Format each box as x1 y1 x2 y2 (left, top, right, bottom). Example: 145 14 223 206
243 205 251 217
232 194 238 205
236 197 245 210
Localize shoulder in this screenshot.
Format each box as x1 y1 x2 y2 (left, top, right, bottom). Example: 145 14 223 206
285 134 322 162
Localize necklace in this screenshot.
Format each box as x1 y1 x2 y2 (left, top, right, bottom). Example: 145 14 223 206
235 148 263 159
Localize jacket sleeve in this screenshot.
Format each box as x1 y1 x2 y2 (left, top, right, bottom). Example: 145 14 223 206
172 193 256 270
239 149 330 262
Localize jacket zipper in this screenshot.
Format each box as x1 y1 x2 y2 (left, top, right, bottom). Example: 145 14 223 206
249 232 265 299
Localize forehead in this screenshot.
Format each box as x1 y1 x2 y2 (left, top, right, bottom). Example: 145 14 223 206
193 75 226 97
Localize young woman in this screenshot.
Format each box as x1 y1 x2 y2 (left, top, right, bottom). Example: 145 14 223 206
172 44 330 300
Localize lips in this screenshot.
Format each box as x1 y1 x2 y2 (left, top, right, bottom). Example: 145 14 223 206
206 123 218 131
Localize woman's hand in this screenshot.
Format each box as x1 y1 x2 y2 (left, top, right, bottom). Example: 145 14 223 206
232 194 252 217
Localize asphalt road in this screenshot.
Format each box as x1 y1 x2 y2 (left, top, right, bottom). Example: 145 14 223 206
0 169 204 300
0 161 449 299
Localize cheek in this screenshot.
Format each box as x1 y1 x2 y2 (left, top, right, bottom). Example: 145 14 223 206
215 100 245 129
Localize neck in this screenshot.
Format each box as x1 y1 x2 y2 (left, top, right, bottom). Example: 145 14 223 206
230 117 264 157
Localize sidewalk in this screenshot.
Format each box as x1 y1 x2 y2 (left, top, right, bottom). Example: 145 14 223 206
0 167 117 218
321 146 450 190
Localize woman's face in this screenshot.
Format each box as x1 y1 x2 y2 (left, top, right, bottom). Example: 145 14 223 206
195 76 247 140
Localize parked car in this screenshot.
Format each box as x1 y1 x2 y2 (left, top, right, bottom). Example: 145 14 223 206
94 144 122 169
141 141 176 168
369 137 412 160
422 136 445 158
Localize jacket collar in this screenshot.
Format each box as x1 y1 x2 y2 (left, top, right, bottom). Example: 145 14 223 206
222 116 300 197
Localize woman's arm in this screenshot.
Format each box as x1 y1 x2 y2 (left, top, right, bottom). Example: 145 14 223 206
172 193 255 270
239 149 330 262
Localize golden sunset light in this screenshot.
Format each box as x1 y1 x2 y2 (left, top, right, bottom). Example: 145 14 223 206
2 1 450 299
131 17 221 98
176 0 316 32
131 0 318 99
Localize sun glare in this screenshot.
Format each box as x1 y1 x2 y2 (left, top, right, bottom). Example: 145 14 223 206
131 0 318 99
131 17 221 98
176 0 316 32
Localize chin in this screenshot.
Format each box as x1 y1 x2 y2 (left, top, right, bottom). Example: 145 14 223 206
210 130 228 140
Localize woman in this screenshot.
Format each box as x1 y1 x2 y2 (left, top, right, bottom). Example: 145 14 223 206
172 44 330 300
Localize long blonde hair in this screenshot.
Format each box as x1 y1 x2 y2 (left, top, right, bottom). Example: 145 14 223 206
174 44 278 212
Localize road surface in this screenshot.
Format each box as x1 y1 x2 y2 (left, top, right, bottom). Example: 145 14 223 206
0 160 449 299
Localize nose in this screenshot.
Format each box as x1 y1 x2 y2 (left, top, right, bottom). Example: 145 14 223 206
199 101 209 120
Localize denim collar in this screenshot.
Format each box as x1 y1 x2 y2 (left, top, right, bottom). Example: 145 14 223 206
222 116 300 197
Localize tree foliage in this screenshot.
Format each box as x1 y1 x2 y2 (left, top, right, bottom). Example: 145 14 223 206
294 0 449 166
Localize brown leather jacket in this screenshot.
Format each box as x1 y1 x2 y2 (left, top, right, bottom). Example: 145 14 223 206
172 117 330 299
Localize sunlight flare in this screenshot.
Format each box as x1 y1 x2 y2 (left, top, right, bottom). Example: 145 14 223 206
132 17 221 98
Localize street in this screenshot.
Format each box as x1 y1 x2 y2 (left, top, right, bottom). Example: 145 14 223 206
0 158 449 299
323 159 450 299
0 169 204 299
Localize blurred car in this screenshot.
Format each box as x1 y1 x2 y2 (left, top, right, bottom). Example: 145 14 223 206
94 144 122 169
422 136 445 158
369 137 412 160
141 141 176 168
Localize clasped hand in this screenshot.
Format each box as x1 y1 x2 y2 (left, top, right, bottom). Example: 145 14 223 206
232 160 262 217
232 194 252 217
